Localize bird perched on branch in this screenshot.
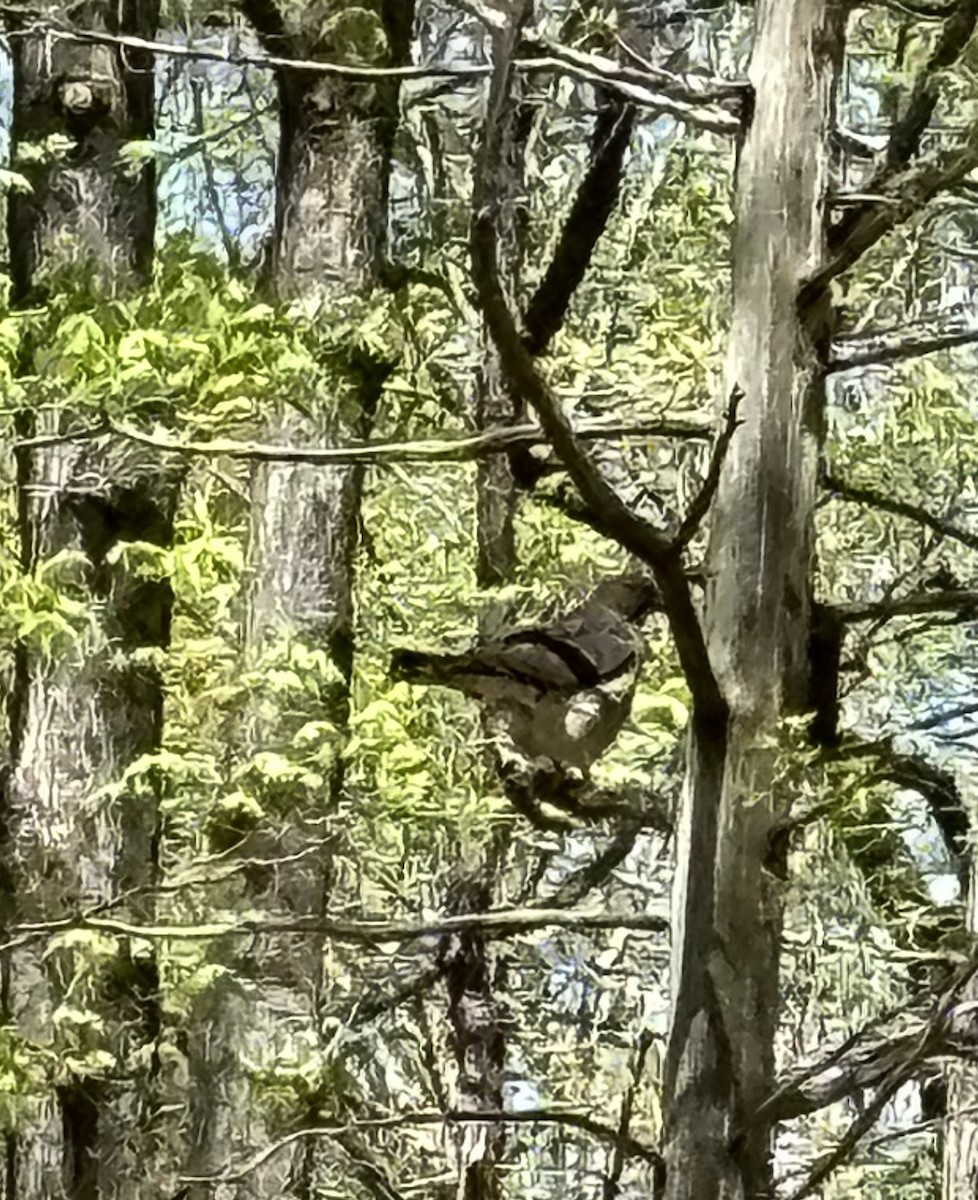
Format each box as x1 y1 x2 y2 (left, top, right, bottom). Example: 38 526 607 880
390 576 660 771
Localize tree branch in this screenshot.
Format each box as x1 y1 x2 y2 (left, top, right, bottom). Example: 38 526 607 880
780 963 978 1199
178 1108 664 1186
823 471 978 552
19 21 740 129
824 0 978 287
544 819 645 909
910 698 978 730
833 735 971 882
14 417 712 465
349 964 445 1028
470 21 725 725
674 389 743 546
527 38 742 133
612 34 748 104
605 1031 658 1198
760 960 978 1126
884 0 978 173
801 124 978 306
786 1062 915 1200
871 742 970 873
830 319 978 371
522 99 636 356
835 587 978 623
3 906 671 950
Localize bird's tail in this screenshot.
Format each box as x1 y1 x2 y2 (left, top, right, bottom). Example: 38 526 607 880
390 647 466 684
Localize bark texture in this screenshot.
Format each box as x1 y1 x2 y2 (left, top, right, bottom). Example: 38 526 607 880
442 839 510 1200
944 778 978 1198
246 0 413 663
474 55 531 590
182 4 413 1194
7 1 158 300
663 3 844 1197
3 3 171 1196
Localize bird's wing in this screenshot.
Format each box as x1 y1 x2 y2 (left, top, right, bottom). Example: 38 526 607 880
459 637 584 693
512 602 645 681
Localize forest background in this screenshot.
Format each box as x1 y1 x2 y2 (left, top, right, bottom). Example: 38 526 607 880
0 0 976 1198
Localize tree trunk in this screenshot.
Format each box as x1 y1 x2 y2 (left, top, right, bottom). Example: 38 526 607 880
442 837 511 1200
7 2 158 301
663 2 844 1196
180 4 413 1193
474 71 529 589
2 4 170 1197
943 776 978 1197
247 1 413 662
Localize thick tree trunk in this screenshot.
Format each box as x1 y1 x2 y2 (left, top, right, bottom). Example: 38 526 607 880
663 3 844 1197
180 4 413 1194
2 4 170 1198
247 2 413 661
944 785 978 1198
7 2 158 300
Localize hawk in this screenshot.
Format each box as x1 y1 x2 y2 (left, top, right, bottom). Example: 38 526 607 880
390 576 659 770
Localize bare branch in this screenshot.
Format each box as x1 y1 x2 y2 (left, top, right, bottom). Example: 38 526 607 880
823 471 978 552
544 820 646 909
349 964 445 1028
761 961 978 1126
190 78 239 269
522 99 636 356
3 20 741 132
349 810 669 1029
910 699 978 730
14 416 712 465
834 735 971 876
2 906 671 950
471 22 725 724
612 34 747 104
782 963 978 1199
884 0 978 172
674 388 743 547
835 588 978 623
178 1108 664 1186
527 38 742 132
830 319 978 370
802 126 978 305
822 0 978 299
872 744 970 870
605 1031 659 1197
786 1065 914 1200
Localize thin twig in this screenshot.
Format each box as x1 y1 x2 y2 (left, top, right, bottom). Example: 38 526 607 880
673 387 743 547
4 20 741 133
604 1031 656 1197
177 1108 664 1185
830 321 978 371
823 472 978 552
803 123 978 305
785 960 978 1200
835 588 978 623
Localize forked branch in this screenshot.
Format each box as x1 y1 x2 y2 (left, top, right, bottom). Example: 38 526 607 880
469 11 724 721
674 389 743 546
